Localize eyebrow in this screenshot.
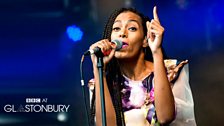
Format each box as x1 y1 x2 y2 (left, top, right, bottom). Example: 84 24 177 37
114 19 140 25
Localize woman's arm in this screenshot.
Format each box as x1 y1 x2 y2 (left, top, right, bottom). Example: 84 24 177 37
93 68 116 126
152 49 175 124
147 6 175 124
90 39 117 126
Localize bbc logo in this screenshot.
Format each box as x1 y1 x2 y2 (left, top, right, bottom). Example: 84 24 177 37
26 98 41 103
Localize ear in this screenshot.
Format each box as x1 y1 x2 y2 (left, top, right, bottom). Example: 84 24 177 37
142 36 148 48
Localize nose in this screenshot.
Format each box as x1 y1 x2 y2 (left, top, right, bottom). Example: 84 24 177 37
119 34 127 38
119 29 127 38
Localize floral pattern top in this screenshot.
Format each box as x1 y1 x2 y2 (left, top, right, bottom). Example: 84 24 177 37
121 73 158 126
88 59 193 126
120 59 188 126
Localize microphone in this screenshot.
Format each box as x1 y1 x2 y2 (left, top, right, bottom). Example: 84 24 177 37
84 39 123 56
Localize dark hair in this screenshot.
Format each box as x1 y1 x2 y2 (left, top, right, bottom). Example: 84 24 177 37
90 7 167 126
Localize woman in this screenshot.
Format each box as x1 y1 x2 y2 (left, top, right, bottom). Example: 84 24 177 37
88 6 196 126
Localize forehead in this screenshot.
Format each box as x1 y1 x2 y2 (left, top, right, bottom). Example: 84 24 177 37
115 11 142 23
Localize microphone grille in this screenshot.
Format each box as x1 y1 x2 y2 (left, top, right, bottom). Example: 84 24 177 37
112 39 122 51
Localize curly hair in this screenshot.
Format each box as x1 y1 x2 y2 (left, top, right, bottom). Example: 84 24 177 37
90 7 167 126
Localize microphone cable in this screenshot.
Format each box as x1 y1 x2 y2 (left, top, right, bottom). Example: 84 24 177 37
80 54 91 126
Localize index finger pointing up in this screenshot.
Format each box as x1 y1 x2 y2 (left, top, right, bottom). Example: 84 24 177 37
153 6 160 22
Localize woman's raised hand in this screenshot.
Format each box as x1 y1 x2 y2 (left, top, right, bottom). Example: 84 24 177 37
146 6 165 54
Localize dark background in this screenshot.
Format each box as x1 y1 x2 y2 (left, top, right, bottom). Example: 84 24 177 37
0 0 223 125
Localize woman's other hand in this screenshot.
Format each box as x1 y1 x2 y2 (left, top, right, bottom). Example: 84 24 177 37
146 6 165 54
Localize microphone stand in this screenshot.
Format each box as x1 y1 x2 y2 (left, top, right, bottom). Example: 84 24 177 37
95 50 107 126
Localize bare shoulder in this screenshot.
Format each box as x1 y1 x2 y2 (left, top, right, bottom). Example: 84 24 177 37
145 60 154 72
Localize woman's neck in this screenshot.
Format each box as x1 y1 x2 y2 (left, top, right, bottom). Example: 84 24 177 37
118 53 153 81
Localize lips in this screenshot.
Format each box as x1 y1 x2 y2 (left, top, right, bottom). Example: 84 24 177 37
122 42 128 48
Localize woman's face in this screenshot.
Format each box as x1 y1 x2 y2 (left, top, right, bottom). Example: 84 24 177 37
111 11 146 60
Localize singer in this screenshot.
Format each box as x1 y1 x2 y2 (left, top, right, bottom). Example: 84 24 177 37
88 6 196 126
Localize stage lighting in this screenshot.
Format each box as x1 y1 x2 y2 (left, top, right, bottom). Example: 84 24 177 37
57 112 68 122
66 25 83 43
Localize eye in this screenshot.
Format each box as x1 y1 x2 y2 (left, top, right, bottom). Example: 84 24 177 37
128 27 137 31
112 27 120 32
